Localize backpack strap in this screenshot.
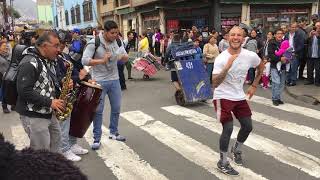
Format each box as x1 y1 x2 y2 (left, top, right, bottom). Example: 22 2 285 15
93 36 100 58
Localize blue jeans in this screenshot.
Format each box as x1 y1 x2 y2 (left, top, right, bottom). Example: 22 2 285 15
59 116 77 153
287 56 299 83
271 68 286 101
206 63 214 83
93 80 122 142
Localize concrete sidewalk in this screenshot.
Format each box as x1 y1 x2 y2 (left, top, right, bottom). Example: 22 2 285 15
285 80 320 105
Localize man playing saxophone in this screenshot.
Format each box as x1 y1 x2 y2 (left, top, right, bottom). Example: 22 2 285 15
55 32 89 161
16 31 64 152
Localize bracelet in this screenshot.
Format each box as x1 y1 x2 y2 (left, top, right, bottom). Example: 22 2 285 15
251 84 257 88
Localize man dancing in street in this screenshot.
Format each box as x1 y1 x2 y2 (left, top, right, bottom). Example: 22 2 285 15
212 26 264 176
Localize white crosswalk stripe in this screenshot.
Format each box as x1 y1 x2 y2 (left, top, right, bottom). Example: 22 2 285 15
11 125 29 150
205 100 320 143
249 96 320 120
121 111 268 180
162 105 320 178
84 125 169 180
3 97 320 180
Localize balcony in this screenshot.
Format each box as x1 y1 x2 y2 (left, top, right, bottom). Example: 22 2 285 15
115 0 130 9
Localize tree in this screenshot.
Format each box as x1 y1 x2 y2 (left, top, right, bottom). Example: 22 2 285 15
8 6 21 19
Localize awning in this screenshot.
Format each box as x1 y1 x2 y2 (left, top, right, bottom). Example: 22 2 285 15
221 0 317 4
115 7 135 15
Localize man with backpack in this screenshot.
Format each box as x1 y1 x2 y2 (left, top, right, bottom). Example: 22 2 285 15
82 20 128 150
69 28 86 62
16 31 64 152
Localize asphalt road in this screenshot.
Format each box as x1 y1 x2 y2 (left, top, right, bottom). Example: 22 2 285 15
1 70 320 180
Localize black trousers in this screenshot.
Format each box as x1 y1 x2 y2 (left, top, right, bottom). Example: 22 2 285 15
155 42 161 57
307 58 320 85
117 63 126 89
299 56 307 78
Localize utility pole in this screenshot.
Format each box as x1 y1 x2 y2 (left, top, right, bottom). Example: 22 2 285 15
2 0 9 30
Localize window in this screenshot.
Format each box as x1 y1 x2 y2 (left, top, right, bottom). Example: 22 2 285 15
83 0 93 22
65 10 69 25
75 5 81 23
71 8 75 24
119 0 129 6
103 0 107 5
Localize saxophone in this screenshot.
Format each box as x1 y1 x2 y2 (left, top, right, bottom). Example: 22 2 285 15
56 55 76 121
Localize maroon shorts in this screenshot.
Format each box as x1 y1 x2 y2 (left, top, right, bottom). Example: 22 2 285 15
213 99 252 124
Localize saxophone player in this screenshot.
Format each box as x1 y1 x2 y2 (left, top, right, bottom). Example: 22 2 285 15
55 33 89 161
16 31 64 152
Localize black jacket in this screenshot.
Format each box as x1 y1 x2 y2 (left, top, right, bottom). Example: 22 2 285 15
306 35 320 58
16 47 56 119
284 29 305 57
267 39 283 69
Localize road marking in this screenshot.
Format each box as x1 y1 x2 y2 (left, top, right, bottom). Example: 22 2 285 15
252 112 320 143
11 125 29 150
121 111 268 180
206 100 320 143
84 125 168 180
206 96 320 120
162 105 320 178
249 96 320 120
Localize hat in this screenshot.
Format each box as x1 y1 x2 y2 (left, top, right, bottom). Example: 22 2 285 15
311 14 319 20
73 28 81 34
147 27 151 30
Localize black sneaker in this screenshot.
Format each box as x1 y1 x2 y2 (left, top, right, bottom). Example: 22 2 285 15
3 108 10 114
278 100 284 105
231 147 243 166
217 160 239 176
272 100 279 106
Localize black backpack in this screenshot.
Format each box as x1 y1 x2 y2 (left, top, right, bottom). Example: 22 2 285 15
2 45 42 105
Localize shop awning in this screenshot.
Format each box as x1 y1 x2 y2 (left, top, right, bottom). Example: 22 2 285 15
115 7 135 15
221 0 317 4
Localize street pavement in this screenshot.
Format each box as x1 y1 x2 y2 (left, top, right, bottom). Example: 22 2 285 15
0 70 320 180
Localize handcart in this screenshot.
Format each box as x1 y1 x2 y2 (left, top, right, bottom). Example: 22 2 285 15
132 53 162 80
171 43 213 106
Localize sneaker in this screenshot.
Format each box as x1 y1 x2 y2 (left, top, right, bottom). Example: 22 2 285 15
3 108 10 114
91 141 101 150
272 100 279 106
109 133 126 142
231 147 243 166
217 160 239 176
63 150 81 162
277 100 284 105
70 144 89 155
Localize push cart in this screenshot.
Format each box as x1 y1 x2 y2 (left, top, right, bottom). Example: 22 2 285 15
171 43 213 106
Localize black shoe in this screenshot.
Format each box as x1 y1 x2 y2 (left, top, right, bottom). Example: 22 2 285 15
11 105 16 111
273 100 279 106
304 82 314 85
217 160 239 176
128 77 133 80
3 108 10 114
278 100 284 104
287 82 296 86
121 86 127 90
231 147 243 166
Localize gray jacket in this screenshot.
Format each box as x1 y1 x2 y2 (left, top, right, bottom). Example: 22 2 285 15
0 55 9 75
82 33 121 81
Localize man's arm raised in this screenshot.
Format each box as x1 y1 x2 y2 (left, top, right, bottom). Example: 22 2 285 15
212 54 239 88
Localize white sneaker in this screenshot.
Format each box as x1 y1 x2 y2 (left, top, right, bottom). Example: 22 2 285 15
63 150 81 162
70 144 89 155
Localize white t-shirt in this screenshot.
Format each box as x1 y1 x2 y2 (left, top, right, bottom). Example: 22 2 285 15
212 48 261 101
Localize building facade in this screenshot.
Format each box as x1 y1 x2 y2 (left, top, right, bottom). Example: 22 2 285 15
52 0 99 30
37 0 54 25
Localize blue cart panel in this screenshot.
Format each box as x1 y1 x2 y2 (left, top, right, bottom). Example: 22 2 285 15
174 60 213 103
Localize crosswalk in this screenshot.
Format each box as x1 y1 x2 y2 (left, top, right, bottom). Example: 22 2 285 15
2 95 320 180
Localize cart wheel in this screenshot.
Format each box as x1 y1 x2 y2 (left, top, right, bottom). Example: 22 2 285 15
143 74 150 80
175 90 185 106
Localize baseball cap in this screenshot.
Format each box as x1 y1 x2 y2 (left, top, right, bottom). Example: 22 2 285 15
73 28 81 34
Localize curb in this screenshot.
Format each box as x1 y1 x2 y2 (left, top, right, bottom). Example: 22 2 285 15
285 87 319 105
